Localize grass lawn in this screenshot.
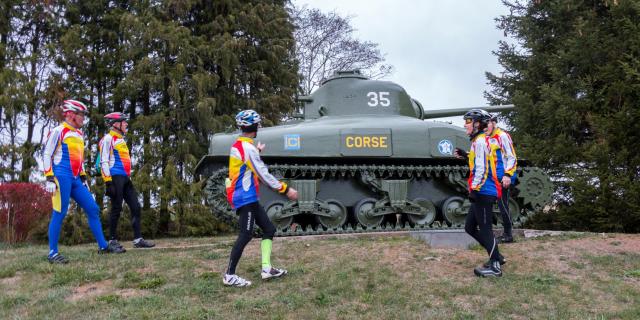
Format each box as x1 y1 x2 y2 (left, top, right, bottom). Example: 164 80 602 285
1 232 639 319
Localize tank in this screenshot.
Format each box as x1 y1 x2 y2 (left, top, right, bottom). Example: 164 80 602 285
195 70 553 235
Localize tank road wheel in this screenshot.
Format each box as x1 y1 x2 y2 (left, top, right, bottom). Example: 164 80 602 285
409 198 437 226
441 196 467 226
496 197 521 224
517 167 553 211
315 199 348 229
266 201 292 231
355 198 384 228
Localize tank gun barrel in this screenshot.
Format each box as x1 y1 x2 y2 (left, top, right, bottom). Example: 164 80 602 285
422 104 515 119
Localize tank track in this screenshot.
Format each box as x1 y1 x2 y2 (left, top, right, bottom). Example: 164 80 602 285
203 163 552 236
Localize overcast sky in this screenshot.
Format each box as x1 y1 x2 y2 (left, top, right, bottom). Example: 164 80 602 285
293 0 512 124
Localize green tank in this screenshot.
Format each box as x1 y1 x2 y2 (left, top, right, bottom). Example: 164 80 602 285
195 70 553 235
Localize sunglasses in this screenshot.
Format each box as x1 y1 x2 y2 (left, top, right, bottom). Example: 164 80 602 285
464 118 473 124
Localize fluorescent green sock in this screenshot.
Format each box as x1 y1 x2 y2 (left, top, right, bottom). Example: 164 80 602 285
261 239 272 270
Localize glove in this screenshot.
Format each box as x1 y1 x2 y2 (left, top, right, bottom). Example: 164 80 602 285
454 148 468 160
105 181 115 197
80 175 90 190
45 176 57 193
468 190 479 203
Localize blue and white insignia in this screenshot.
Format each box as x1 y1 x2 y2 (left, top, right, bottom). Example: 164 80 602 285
284 134 301 150
438 139 453 155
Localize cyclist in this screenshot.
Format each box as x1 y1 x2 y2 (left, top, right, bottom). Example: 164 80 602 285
461 109 504 277
98 112 155 251
223 109 298 287
43 99 124 264
487 114 518 243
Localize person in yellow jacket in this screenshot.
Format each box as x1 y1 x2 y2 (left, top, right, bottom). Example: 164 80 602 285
487 114 518 243
98 112 154 251
457 109 504 277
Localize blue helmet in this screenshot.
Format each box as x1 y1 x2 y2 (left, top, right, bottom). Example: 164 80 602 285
235 109 261 127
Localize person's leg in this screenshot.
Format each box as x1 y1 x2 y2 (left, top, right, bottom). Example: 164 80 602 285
255 204 287 279
475 195 500 262
48 175 72 257
108 176 126 241
464 203 483 245
123 179 154 248
254 204 276 270
473 195 504 277
71 177 108 249
498 187 513 240
122 178 142 239
226 203 256 275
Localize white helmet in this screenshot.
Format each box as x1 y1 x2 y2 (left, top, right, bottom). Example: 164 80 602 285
61 99 89 114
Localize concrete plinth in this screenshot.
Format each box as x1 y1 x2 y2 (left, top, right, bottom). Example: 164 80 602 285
410 229 478 249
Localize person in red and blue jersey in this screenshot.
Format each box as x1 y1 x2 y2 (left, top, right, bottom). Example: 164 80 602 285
487 114 518 243
99 112 155 251
222 109 298 287
42 100 124 264
455 109 504 277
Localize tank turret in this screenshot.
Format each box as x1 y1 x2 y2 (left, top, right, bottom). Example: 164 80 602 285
196 70 553 235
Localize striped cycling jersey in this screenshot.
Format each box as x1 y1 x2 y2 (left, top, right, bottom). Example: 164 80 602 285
226 136 287 209
489 127 517 180
98 130 131 182
43 122 86 178
468 132 502 198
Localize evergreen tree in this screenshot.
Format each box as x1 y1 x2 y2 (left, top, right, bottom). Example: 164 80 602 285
119 0 298 235
0 1 60 182
486 0 640 232
56 0 130 209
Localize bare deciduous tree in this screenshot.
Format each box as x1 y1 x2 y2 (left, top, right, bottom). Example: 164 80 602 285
291 5 393 95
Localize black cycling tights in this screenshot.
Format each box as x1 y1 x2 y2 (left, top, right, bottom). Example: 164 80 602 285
109 175 141 240
498 186 513 236
465 194 501 262
226 202 276 275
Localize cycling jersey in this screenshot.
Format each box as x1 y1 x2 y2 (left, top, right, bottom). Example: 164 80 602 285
226 137 287 209
468 133 502 198
491 127 517 179
43 122 87 178
98 130 131 182
43 121 108 255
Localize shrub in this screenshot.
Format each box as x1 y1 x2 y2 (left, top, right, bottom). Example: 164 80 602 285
0 183 51 243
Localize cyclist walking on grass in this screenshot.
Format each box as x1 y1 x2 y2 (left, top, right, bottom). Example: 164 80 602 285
222 109 298 287
457 109 504 277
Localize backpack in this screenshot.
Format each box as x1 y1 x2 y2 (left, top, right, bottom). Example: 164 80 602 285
95 152 102 175
95 136 108 176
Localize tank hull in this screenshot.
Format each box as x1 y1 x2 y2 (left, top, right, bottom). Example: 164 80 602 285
196 71 554 235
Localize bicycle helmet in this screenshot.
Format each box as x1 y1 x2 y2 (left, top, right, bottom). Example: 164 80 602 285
62 100 89 114
235 109 262 127
104 112 129 125
463 108 491 123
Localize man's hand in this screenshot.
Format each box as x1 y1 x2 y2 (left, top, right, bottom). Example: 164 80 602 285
45 176 57 194
256 141 265 153
454 148 468 160
502 176 511 188
286 187 298 201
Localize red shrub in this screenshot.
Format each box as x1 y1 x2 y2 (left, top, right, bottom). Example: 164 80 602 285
0 182 51 243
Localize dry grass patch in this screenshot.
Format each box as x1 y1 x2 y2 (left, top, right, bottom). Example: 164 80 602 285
1 233 639 319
